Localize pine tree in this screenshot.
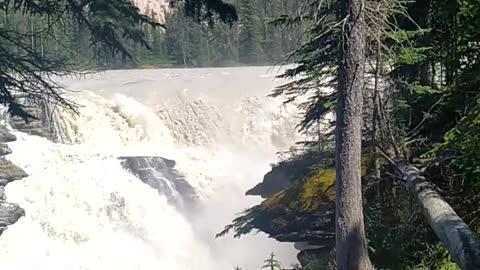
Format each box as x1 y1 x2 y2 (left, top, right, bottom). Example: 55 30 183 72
261 253 283 270
238 0 265 64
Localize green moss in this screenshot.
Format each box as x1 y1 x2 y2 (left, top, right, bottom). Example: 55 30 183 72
260 168 336 216
217 168 338 240
262 191 286 210
300 169 335 212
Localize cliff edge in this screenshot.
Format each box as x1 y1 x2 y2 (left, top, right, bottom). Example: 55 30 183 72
0 126 28 236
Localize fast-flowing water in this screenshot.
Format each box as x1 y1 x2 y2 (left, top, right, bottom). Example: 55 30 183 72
0 66 301 270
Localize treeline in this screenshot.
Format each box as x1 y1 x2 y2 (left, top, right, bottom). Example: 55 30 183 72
0 0 303 69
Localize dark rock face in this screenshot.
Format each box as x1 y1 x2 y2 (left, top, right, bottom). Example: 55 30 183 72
244 151 336 266
246 166 293 198
0 158 28 184
0 126 27 237
0 144 12 156
9 102 53 139
0 129 17 143
0 201 25 235
251 207 335 250
246 151 331 198
118 156 197 208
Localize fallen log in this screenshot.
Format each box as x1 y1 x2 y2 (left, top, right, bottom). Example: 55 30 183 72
400 163 480 270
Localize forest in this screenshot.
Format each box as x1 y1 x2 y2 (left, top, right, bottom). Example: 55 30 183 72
0 0 303 68
1 0 480 269
216 0 480 269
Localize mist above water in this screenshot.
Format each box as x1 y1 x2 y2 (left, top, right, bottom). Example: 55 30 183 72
0 66 301 270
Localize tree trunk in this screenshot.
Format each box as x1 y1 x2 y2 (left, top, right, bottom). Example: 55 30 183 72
401 164 480 270
335 0 373 267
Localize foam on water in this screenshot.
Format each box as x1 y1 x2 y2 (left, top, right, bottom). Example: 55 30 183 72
0 67 301 270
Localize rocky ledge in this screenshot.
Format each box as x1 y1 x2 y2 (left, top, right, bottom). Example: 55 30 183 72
0 126 28 236
118 156 197 209
218 153 337 267
248 169 335 250
9 104 50 138
246 150 332 198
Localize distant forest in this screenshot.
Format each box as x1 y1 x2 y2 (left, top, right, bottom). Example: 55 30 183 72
0 0 303 69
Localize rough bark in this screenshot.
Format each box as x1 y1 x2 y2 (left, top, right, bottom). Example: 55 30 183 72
335 0 373 267
401 164 480 270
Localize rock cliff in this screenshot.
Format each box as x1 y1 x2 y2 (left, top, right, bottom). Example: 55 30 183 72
221 151 338 267
0 126 28 236
8 102 51 139
246 150 331 198
133 0 170 24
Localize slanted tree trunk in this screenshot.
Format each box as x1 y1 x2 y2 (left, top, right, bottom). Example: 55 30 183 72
401 164 480 270
335 0 373 267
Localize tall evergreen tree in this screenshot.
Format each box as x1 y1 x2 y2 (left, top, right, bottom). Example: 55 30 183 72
238 0 265 64
334 0 373 267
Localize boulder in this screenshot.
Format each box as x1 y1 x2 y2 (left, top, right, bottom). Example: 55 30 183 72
0 157 28 184
118 156 197 208
219 169 336 252
0 201 25 235
0 128 17 143
8 103 51 139
0 125 27 238
246 150 331 198
0 144 12 156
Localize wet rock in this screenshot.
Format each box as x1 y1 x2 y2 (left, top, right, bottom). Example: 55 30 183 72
118 156 197 208
8 103 51 139
239 165 337 266
246 150 331 198
0 157 29 183
0 201 25 234
0 144 12 156
0 124 27 238
10 120 48 138
0 128 17 143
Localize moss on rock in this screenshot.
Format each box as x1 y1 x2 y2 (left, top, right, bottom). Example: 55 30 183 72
261 169 335 215
218 168 337 250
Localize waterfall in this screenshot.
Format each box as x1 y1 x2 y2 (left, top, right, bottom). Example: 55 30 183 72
0 67 301 270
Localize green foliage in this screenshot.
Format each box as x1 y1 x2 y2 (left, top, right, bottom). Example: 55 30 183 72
271 0 339 135
386 29 431 43
0 0 160 119
415 244 460 270
262 253 283 270
238 0 265 64
216 166 336 245
180 0 238 26
301 256 332 270
408 82 440 95
260 168 335 216
395 47 431 65
220 0 480 269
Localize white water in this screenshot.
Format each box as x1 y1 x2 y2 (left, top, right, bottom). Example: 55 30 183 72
0 66 301 270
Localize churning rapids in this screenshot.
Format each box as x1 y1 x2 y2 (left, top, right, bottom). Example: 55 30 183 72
0 67 302 270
